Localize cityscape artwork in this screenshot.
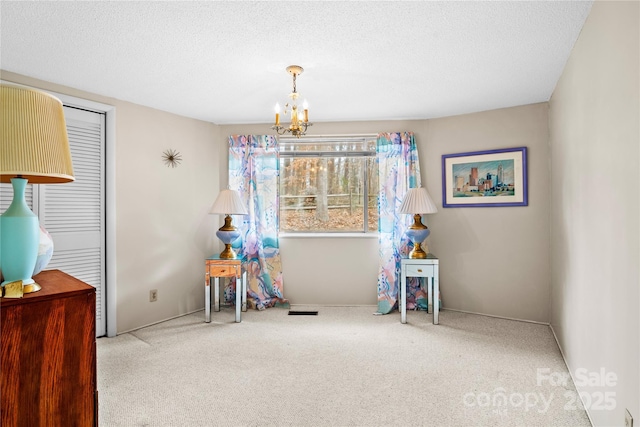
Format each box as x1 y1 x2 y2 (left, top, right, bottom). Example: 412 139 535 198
442 147 528 208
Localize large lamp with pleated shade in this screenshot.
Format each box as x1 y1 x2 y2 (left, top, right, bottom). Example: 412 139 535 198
0 83 74 294
399 187 438 259
209 189 249 259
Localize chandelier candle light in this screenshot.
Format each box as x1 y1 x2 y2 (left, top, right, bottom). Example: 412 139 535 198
209 189 249 259
0 84 75 294
272 65 312 138
399 187 438 259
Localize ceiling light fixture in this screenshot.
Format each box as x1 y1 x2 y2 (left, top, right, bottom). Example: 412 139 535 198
272 65 312 138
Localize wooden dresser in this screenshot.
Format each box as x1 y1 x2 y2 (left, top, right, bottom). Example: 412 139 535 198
1 269 97 427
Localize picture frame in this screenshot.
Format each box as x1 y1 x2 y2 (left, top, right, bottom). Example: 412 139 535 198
442 147 528 208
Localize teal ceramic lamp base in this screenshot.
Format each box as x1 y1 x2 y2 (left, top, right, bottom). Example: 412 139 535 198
0 178 40 288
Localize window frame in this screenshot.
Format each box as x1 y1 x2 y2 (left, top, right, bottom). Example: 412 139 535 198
278 135 378 235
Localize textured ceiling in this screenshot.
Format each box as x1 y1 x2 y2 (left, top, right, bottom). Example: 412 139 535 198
1 1 593 125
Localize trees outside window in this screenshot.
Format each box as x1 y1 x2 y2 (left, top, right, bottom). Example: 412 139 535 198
279 137 378 233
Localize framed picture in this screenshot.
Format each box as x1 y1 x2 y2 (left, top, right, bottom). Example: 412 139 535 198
442 147 528 208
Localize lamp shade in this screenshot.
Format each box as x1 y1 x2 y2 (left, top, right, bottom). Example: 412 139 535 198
1 84 74 291
1 84 74 183
209 189 248 215
399 187 438 214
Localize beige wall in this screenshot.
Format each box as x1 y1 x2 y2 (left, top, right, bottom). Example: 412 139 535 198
426 103 550 322
1 77 551 330
2 70 552 332
111 104 220 332
220 107 550 320
549 1 640 426
1 71 221 334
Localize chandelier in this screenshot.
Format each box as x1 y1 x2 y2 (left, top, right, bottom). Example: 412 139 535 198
272 65 312 138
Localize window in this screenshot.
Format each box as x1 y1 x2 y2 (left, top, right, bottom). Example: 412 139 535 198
279 136 378 233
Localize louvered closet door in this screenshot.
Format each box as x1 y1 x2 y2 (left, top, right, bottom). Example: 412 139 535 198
40 106 106 337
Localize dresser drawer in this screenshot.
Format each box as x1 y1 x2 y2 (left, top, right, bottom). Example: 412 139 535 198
404 264 434 277
207 265 240 277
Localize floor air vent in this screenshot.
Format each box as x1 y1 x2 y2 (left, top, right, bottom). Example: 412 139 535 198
288 310 319 315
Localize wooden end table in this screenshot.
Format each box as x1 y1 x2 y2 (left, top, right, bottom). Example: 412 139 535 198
205 255 247 323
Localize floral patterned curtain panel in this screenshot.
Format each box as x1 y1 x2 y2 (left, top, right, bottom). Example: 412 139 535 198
376 132 428 314
227 135 288 310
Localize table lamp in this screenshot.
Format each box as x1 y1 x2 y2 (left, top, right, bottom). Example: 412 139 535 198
0 83 74 293
399 187 438 259
209 189 248 259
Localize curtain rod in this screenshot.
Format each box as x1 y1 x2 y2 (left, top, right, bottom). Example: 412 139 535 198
278 133 378 142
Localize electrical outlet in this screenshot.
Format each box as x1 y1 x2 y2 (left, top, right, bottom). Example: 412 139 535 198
626 409 633 427
150 289 158 302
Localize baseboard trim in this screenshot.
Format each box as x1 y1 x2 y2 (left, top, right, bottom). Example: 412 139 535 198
442 307 550 325
549 324 595 427
290 303 378 308
114 306 550 335
115 308 204 335
290 305 550 325
114 305 379 335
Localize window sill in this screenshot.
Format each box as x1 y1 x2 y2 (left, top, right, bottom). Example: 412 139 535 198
279 232 378 239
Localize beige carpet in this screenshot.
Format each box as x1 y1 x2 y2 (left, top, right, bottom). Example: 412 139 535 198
97 306 591 427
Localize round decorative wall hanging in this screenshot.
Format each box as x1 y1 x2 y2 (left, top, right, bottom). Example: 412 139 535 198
162 149 182 168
